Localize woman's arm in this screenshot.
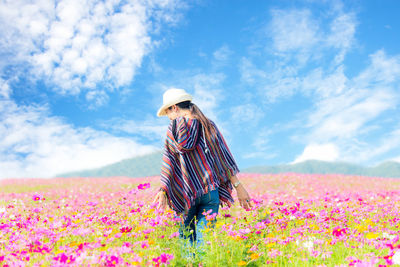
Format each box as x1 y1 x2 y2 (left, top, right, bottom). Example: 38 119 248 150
229 175 253 210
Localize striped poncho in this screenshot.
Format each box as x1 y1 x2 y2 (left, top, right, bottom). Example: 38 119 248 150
160 116 239 216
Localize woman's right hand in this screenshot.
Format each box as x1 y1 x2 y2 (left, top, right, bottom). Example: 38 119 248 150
153 191 168 211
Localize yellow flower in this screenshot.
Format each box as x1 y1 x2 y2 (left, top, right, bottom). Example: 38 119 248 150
216 222 224 228
356 225 368 233
310 224 319 231
267 233 274 238
266 243 274 248
250 253 259 260
238 260 247 266
366 232 378 239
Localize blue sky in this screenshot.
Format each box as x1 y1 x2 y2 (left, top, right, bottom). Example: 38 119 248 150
1 0 400 178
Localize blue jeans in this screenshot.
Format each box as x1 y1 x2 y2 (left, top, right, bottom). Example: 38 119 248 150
179 189 220 247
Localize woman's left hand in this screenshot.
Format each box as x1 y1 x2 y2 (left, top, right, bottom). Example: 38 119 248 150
236 185 253 210
153 191 168 211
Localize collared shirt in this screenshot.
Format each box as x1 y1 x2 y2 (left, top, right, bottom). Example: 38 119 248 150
160 116 239 215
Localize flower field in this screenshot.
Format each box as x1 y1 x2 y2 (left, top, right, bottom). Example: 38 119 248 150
1 173 400 266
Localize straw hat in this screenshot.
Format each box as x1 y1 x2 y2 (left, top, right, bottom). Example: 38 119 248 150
157 88 193 117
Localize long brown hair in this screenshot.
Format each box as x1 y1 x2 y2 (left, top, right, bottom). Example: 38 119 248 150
176 101 216 141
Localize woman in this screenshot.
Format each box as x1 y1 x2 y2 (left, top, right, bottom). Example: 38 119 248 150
153 88 252 246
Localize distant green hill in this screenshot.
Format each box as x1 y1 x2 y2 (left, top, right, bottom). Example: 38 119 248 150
243 160 400 178
57 151 163 178
56 152 400 178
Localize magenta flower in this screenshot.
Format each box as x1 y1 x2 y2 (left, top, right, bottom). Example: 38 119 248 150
120 227 132 233
53 253 75 264
130 208 141 213
137 183 150 190
332 226 347 237
32 193 43 201
152 253 174 266
141 241 149 249
105 255 120 267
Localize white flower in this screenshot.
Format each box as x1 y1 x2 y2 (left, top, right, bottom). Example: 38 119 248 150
383 232 397 240
392 250 400 265
303 240 314 251
0 207 6 213
298 237 316 252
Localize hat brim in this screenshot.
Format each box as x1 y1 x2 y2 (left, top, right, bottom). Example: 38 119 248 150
157 104 170 117
157 95 193 117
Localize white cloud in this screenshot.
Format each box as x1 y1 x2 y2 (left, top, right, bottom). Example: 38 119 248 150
241 5 358 103
212 45 232 68
179 72 226 122
213 45 232 62
105 118 167 142
239 58 267 85
239 4 400 165
326 13 357 64
293 143 339 163
243 128 276 160
230 104 263 125
0 0 183 104
302 66 348 99
307 88 396 141
0 101 157 178
0 78 11 99
355 50 400 86
296 49 400 164
269 9 319 53
342 128 400 163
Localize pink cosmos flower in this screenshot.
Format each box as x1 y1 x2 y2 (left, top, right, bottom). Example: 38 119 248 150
120 227 132 233
141 241 149 249
238 228 251 235
128 188 139 194
254 222 267 230
205 212 217 221
143 228 154 234
137 183 150 190
130 208 141 213
105 255 120 267
32 193 43 201
53 253 75 264
152 253 174 266
170 231 180 238
332 227 347 237
268 249 282 258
